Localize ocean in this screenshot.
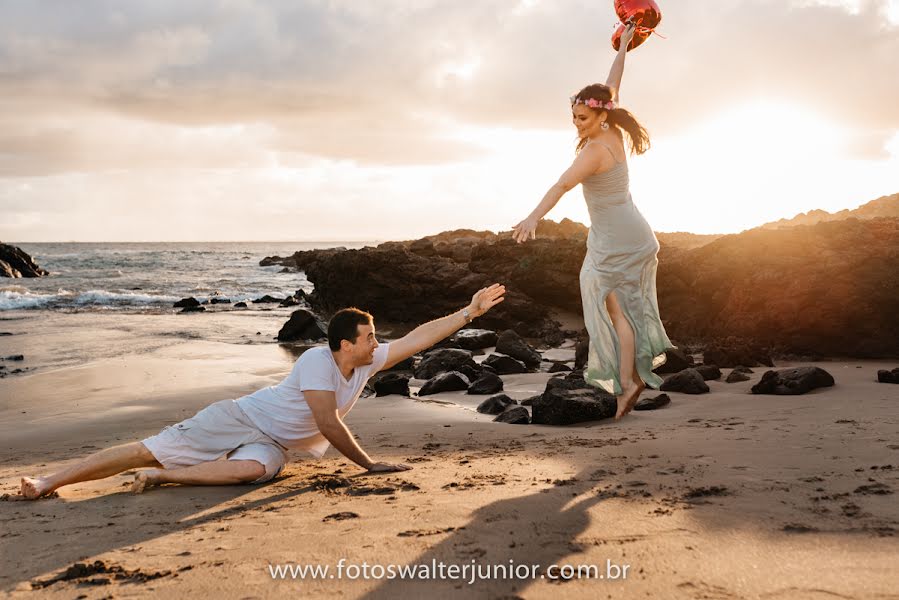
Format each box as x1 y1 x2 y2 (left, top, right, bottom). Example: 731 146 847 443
0 242 376 312
0 242 377 375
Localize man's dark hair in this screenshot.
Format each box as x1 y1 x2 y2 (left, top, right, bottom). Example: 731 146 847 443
327 308 374 351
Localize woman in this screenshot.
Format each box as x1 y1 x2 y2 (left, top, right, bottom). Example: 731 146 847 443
512 22 673 420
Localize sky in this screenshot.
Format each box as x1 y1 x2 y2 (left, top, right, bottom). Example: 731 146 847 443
0 0 897 242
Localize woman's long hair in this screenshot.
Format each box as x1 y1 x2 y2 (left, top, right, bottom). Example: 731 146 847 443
573 83 650 155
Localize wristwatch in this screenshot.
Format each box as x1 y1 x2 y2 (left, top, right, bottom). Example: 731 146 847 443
462 308 473 323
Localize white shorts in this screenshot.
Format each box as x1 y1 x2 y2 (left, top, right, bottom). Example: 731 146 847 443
142 399 288 483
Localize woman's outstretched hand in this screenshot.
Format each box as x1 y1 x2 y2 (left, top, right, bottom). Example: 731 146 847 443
619 21 637 49
512 217 538 243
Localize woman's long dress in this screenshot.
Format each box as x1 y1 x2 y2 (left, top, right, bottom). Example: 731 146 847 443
579 148 673 396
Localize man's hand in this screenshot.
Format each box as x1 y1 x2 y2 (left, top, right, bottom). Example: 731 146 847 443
467 283 506 318
367 462 412 473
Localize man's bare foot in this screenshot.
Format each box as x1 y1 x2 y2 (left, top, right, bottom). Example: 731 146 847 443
131 469 164 494
615 380 646 420
20 476 53 500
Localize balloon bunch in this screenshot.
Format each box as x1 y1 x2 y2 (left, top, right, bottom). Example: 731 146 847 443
611 0 663 52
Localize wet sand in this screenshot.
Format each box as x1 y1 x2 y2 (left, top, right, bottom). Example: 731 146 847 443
1 340 897 599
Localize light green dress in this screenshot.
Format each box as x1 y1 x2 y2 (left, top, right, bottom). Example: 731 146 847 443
579 144 673 395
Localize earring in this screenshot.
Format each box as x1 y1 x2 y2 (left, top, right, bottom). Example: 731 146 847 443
601 121 609 131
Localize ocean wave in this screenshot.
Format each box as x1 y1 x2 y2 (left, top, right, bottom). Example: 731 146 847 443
73 290 182 306
0 290 57 310
0 288 182 310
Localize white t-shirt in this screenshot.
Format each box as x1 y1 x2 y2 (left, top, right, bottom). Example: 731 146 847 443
236 343 390 458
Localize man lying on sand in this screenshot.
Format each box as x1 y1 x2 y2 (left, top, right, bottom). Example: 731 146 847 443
21 284 506 499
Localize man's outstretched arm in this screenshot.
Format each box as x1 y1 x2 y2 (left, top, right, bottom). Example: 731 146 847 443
381 283 506 371
305 390 410 472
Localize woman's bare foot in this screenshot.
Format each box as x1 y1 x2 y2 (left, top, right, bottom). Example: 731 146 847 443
131 469 164 494
615 380 646 420
20 476 54 500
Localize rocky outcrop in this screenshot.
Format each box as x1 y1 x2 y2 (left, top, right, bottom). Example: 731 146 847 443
262 211 899 359
0 243 48 278
758 193 898 230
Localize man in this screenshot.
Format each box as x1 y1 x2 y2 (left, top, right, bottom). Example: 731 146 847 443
20 284 506 499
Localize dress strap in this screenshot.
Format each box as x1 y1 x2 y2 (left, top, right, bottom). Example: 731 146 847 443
586 140 625 165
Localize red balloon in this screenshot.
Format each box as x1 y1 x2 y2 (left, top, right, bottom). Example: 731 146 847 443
614 0 662 29
611 0 662 51
612 23 651 51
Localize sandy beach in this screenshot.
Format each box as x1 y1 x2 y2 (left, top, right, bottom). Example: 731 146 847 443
2 332 897 599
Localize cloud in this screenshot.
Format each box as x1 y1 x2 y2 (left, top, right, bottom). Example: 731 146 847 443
0 0 895 175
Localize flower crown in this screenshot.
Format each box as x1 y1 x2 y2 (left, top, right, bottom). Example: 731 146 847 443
570 96 616 110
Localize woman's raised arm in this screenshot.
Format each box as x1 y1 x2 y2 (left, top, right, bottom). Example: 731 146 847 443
605 22 637 102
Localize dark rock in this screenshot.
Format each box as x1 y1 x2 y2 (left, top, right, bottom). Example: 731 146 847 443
280 297 300 307
519 394 543 407
374 374 410 397
531 377 617 425
694 365 722 380
0 332 12 336
0 243 48 277
548 362 573 373
408 238 437 257
384 357 414 371
467 373 504 395
633 393 671 411
482 353 528 375
4 355 24 361
234 302 248 308
279 267 292 273
277 309 327 342
495 330 541 369
477 394 517 414
703 341 774 368
179 305 206 313
653 347 694 374
751 367 836 395
493 406 530 424
418 371 470 396
456 364 484 382
660 369 710 394
468 234 586 314
287 245 553 333
414 349 477 380
209 298 232 304
877 368 899 384
725 370 751 383
253 295 284 304
173 297 200 308
733 365 754 374
452 328 498 350
575 337 588 369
